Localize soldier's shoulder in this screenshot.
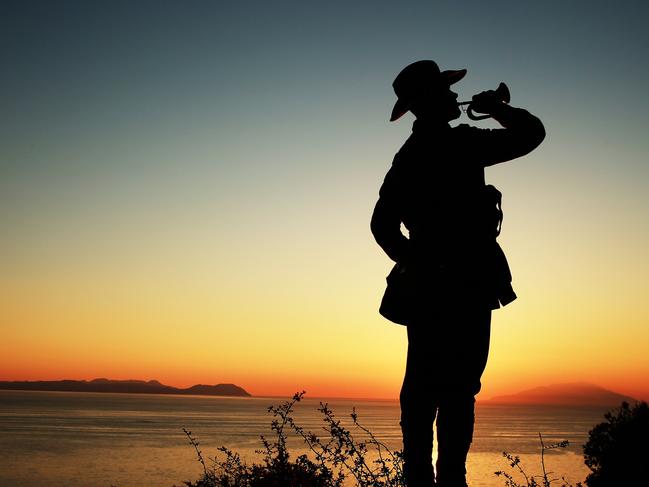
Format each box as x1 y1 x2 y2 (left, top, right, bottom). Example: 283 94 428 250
392 136 417 167
453 123 490 143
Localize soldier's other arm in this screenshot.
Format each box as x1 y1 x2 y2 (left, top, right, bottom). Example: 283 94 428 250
370 165 410 263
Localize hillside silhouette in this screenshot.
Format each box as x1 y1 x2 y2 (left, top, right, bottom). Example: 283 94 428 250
0 378 251 397
486 382 636 406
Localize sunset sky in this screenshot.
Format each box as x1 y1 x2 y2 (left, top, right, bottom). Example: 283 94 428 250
2 1 648 401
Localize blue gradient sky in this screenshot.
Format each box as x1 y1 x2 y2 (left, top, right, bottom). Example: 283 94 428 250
2 1 648 399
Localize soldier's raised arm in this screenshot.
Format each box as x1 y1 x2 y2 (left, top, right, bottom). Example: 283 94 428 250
463 92 545 166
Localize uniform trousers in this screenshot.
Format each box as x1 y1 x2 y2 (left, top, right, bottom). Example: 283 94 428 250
400 304 491 487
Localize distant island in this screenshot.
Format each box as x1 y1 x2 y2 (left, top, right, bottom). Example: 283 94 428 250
485 382 636 406
0 378 251 397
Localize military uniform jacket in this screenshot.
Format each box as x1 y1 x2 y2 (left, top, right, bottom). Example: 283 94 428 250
371 108 545 321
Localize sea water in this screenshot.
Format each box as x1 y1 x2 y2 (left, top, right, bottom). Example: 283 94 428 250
0 390 607 486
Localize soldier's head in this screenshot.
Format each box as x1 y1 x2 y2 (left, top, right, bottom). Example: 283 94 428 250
390 60 465 123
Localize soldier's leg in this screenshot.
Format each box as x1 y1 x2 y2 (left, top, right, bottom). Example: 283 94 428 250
435 394 475 487
435 307 491 487
400 324 438 486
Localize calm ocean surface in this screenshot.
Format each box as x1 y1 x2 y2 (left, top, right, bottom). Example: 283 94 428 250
0 391 608 486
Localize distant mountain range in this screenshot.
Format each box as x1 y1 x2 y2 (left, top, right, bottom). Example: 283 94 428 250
486 382 636 406
0 378 251 397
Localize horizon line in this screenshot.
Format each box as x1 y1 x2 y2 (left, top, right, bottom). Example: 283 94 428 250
1 376 646 403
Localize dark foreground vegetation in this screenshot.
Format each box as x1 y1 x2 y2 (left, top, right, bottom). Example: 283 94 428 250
179 394 648 487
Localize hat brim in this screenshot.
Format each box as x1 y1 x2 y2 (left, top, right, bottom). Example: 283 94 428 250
390 98 410 122
443 68 467 85
389 68 467 121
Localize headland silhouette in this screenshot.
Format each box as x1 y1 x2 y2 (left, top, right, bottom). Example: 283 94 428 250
0 378 251 397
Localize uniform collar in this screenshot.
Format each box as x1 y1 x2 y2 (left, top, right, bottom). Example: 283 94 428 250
412 118 451 133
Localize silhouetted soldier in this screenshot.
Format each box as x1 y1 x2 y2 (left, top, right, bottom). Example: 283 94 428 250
371 60 545 487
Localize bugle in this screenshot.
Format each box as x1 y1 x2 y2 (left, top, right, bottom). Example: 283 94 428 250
458 82 510 121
